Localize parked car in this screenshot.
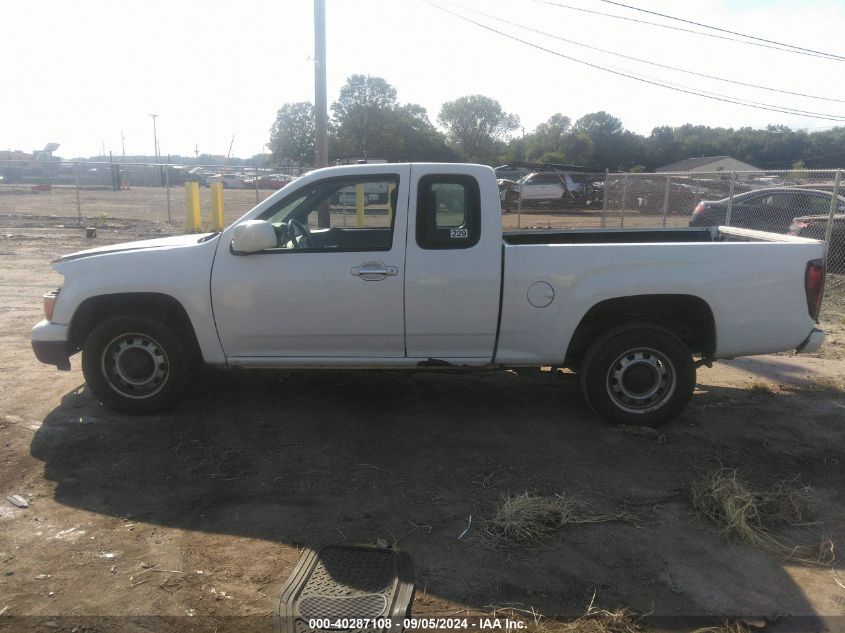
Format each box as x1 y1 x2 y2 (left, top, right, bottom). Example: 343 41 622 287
604 177 699 215
789 212 845 272
500 172 601 211
493 164 523 181
32 163 826 428
689 187 840 234
207 174 247 189
253 174 293 190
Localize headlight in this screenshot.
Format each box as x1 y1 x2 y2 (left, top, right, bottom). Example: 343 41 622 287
43 289 60 321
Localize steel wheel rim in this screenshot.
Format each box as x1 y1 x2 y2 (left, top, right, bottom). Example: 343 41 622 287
101 333 169 399
606 347 676 414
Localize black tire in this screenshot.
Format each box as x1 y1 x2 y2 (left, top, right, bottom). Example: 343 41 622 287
579 324 695 428
81 315 195 414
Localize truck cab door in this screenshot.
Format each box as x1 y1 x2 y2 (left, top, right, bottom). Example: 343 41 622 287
210 166 410 360
403 165 502 362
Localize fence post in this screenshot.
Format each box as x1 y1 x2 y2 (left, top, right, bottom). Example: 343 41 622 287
387 183 395 225
600 169 609 229
355 183 365 227
255 171 260 204
74 162 82 225
661 173 671 227
164 156 171 223
517 183 523 229
210 182 225 231
724 172 736 226
823 170 842 272
620 173 629 228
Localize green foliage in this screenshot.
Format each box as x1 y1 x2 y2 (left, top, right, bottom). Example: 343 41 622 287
330 75 456 162
269 74 845 171
437 95 519 163
525 113 571 161
269 102 315 167
331 74 398 159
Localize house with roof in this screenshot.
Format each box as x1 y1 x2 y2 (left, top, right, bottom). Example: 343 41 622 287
656 156 761 173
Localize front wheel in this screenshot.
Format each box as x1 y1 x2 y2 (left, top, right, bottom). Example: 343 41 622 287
81 315 195 414
580 325 695 427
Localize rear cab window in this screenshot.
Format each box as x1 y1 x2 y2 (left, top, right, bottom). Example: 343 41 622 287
416 175 481 250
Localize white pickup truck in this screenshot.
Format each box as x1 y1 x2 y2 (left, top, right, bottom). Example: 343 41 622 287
32 163 827 427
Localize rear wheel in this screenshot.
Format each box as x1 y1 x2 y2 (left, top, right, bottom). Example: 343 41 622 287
580 325 695 427
81 315 195 414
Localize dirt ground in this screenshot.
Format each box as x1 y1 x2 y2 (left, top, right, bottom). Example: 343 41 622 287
1 187 845 632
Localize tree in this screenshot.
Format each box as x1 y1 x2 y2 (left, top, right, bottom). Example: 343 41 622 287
331 75 398 159
525 113 571 161
573 111 628 170
391 104 458 162
437 95 519 163
269 102 315 167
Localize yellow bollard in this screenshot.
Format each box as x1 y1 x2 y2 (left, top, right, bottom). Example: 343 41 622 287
185 182 201 232
210 182 224 231
356 183 365 228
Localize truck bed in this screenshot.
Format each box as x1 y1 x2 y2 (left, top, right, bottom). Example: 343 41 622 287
495 226 824 366
503 227 716 245
502 226 823 245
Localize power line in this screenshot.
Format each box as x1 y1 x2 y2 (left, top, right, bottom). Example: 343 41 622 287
421 1 845 122
534 0 845 62
445 0 845 104
598 0 845 62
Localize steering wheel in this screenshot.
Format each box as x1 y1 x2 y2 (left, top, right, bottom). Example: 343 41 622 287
285 218 312 249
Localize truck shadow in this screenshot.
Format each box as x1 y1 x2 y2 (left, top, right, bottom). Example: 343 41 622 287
30 368 836 624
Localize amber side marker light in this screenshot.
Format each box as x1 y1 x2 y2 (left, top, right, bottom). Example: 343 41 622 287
43 289 60 321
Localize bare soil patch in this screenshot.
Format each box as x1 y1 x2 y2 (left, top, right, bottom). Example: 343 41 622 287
1 188 844 631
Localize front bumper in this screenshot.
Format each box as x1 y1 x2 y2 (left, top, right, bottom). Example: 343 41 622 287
31 320 72 370
795 328 825 354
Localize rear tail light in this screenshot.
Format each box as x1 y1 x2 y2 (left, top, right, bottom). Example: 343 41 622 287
804 258 825 322
692 202 705 216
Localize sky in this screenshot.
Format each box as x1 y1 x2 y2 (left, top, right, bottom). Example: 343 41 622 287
2 0 845 160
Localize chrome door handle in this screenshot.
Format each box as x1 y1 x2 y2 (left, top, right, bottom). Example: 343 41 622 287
351 262 398 281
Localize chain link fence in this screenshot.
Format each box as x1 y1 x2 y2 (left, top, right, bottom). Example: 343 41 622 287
2 159 843 276
498 166 844 276
0 159 303 228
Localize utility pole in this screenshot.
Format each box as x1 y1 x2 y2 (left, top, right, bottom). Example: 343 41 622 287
314 0 329 227
121 131 126 162
149 113 160 186
521 127 525 162
149 114 159 161
314 0 328 169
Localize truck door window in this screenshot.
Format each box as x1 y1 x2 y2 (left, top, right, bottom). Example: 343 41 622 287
258 175 398 252
416 175 481 250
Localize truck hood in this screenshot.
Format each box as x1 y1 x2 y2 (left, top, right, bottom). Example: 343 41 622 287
52 232 219 264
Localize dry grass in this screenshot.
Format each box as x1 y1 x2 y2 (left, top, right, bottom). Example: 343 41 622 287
489 600 643 633
746 380 775 396
797 376 845 396
691 469 834 564
478 491 635 546
559 605 643 633
776 376 845 399
691 621 752 633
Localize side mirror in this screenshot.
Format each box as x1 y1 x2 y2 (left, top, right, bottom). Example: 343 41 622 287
231 220 277 254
